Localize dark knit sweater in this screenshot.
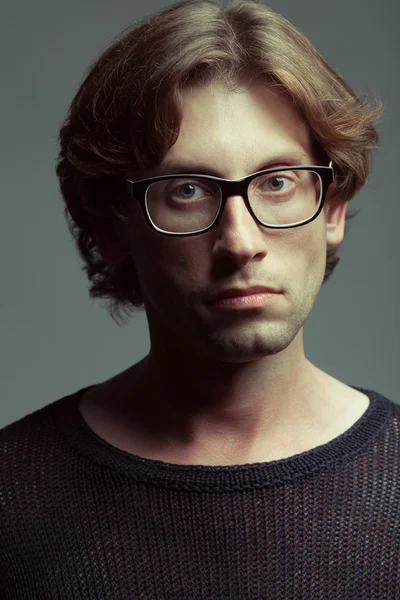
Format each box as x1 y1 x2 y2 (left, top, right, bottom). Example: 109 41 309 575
0 384 399 599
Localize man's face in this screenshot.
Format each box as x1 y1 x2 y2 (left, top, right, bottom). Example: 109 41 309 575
114 82 346 363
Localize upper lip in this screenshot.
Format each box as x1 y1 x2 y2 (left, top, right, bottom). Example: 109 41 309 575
208 285 281 303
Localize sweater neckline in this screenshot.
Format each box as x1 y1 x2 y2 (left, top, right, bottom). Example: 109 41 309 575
51 385 393 491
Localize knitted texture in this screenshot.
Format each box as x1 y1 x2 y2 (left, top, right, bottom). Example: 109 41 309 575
0 385 399 599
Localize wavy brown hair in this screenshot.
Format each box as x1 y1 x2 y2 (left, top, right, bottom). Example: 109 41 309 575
56 0 382 325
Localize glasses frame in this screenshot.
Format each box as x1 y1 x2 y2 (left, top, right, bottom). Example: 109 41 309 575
124 161 335 237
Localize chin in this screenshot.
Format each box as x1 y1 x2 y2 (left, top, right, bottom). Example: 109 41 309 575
200 323 300 362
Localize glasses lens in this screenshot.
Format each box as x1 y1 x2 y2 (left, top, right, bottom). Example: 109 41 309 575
145 170 322 234
249 169 322 226
146 178 222 233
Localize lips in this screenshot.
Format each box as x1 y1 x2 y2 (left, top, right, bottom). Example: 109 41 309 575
207 285 281 304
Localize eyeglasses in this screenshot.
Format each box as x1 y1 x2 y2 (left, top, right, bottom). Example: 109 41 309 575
124 162 335 236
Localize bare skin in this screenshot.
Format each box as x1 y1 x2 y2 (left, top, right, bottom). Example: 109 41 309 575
80 360 369 465
80 81 370 466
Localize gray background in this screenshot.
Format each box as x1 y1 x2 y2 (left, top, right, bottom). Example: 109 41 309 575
1 0 399 428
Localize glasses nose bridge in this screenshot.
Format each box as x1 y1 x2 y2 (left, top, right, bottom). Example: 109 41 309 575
215 175 260 229
219 176 251 204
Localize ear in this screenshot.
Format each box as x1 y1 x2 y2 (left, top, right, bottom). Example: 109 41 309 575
91 214 130 265
324 183 348 247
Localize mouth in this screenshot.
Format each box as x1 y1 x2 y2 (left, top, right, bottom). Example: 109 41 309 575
207 290 281 310
207 285 281 304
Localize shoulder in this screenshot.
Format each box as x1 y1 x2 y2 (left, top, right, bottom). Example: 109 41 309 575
0 392 80 501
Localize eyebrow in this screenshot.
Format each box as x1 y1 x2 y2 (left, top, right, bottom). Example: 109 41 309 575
142 152 314 179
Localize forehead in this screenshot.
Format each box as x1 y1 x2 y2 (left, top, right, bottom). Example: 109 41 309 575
159 82 314 178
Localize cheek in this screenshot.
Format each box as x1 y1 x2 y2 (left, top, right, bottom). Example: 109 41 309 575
127 203 207 272
129 229 207 299
303 227 327 287
282 224 326 285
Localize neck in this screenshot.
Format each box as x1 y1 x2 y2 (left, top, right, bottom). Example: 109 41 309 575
117 335 336 458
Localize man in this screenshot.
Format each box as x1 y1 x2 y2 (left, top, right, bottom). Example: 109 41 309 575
79 80 371 466
1 0 398 598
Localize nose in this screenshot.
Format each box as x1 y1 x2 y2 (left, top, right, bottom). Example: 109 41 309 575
211 194 268 264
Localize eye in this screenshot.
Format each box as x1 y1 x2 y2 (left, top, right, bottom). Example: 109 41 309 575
264 176 292 192
172 183 201 200
167 180 214 202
